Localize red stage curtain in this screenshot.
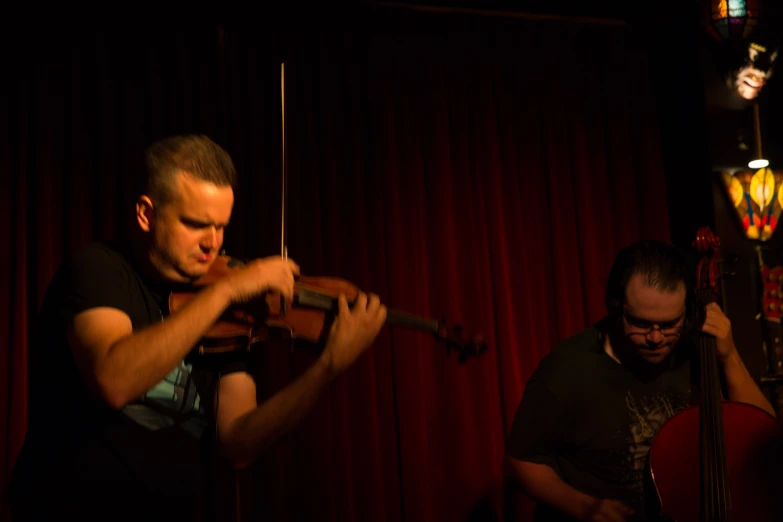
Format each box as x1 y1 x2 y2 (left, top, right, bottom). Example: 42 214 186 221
1 11 669 522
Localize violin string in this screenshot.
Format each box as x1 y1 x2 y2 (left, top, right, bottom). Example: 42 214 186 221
296 288 442 335
296 288 336 312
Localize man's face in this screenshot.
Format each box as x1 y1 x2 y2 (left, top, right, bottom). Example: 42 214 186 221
620 273 687 365
145 171 234 283
733 44 777 100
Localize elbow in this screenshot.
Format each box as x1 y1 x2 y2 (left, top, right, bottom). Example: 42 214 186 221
505 453 541 490
503 452 518 478
98 386 131 411
218 428 258 471
93 372 133 410
221 444 254 472
504 453 527 485
103 391 130 411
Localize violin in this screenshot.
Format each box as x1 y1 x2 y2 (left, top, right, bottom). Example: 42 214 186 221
647 227 778 521
169 62 487 363
169 253 488 362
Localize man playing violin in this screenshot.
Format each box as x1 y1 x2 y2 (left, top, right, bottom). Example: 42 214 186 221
505 240 774 522
8 134 388 521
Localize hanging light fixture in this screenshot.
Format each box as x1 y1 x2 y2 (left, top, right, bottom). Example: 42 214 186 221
749 102 769 168
719 99 779 240
721 167 781 240
704 0 760 42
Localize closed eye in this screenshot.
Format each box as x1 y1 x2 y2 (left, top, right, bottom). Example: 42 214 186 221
625 312 683 330
182 218 228 230
182 219 210 229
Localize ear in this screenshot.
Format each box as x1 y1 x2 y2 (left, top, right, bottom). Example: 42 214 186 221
136 195 155 233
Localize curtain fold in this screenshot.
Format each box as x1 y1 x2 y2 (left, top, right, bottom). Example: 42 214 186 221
2 11 670 522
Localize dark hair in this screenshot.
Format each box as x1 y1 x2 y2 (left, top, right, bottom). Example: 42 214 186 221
143 134 237 205
604 240 692 320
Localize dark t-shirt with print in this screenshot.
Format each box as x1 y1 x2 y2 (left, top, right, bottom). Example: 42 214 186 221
9 240 252 521
506 322 697 521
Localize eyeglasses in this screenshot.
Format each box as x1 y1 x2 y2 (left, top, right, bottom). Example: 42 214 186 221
623 310 684 335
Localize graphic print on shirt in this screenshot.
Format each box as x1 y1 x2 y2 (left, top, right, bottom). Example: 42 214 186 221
121 361 205 437
623 390 688 499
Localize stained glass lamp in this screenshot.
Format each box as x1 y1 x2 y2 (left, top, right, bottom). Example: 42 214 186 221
722 168 782 240
705 0 760 41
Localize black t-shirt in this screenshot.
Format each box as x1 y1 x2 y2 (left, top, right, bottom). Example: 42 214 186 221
9 240 252 521
506 323 696 521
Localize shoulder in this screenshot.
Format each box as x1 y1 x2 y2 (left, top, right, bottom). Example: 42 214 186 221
41 240 143 318
554 323 603 354
67 240 130 268
543 324 604 367
58 240 135 283
527 323 604 389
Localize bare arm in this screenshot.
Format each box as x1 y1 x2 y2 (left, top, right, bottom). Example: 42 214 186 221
505 455 634 522
703 303 776 418
69 282 233 409
216 292 386 469
506 456 595 519
68 256 299 410
722 351 776 417
214 358 334 469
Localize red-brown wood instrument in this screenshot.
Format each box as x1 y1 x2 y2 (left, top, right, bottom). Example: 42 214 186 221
647 227 778 522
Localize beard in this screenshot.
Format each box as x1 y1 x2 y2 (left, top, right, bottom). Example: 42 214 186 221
608 329 678 381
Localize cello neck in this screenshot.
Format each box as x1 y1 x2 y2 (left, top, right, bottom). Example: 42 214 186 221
698 334 731 522
692 226 732 521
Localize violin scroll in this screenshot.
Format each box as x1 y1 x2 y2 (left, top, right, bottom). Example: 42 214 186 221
435 317 488 363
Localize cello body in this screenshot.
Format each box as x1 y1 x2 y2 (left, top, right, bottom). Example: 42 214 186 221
648 401 778 522
647 227 780 522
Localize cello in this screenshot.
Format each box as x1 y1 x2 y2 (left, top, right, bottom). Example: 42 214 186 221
647 227 779 521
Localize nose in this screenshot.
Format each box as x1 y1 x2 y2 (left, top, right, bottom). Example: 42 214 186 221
200 227 221 252
646 329 665 345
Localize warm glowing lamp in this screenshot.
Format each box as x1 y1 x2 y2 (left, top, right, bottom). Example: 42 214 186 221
721 168 782 240
705 0 760 42
748 102 769 168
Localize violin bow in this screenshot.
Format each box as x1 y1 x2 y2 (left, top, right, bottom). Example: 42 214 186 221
281 61 289 262
280 61 289 315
